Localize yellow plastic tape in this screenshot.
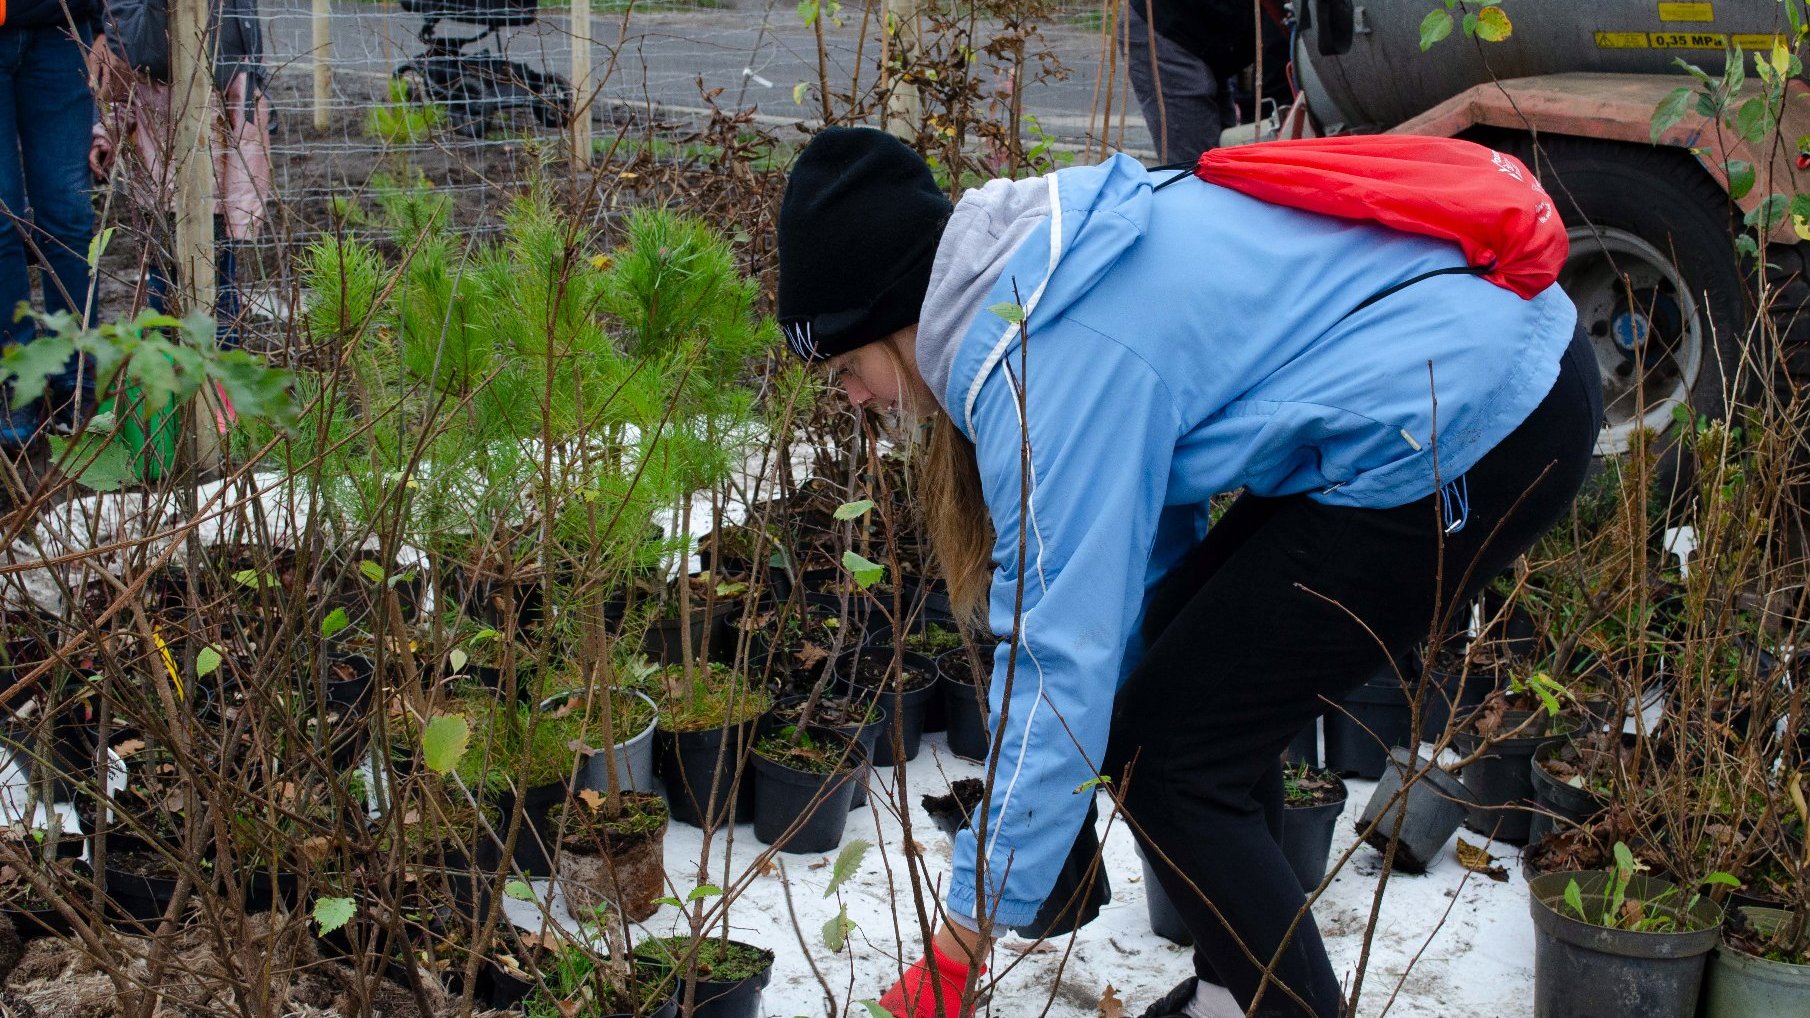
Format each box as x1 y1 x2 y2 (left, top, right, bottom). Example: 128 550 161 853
1594 31 1651 48
150 629 186 702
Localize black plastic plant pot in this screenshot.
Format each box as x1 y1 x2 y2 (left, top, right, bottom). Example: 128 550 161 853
750 736 861 854
2 859 90 938
1418 664 1501 741
639 941 775 1018
937 649 989 763
657 723 757 829
1702 906 1810 1018
102 838 181 927
759 695 886 810
1322 665 1415 780
643 601 740 666
1356 747 1475 874
239 868 301 914
1452 711 1575 845
1527 742 1609 846
490 780 567 877
1136 846 1193 946
839 648 938 767
1280 775 1349 892
1282 718 1320 769
1527 871 1722 1018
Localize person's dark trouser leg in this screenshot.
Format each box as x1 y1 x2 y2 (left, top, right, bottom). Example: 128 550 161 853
0 28 37 446
1120 0 1224 161
1110 331 1602 1017
5 24 96 436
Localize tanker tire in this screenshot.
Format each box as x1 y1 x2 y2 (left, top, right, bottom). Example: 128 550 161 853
1497 134 1759 503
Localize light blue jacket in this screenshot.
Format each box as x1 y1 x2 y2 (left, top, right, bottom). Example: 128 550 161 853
916 154 1577 928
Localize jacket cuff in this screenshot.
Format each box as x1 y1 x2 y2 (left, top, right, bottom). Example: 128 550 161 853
945 876 1042 929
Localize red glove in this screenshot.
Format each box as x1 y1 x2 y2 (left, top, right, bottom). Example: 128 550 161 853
878 942 985 1017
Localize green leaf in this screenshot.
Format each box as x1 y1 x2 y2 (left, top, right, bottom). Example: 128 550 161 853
1419 9 1453 50
1461 12 1477 37
988 302 1025 324
792 81 810 107
1745 193 1792 232
1702 871 1743 888
654 896 683 909
421 715 470 775
821 904 856 953
1613 841 1637 876
842 551 885 590
1651 87 1694 145
685 884 722 902
1563 879 1587 920
448 648 469 674
320 607 350 639
833 499 876 521
857 1003 891 1018
358 560 386 585
196 646 223 678
1726 159 1756 201
46 433 132 493
87 227 116 272
1735 98 1773 144
1074 774 1114 794
232 569 275 589
796 0 817 26
824 838 872 897
0 336 76 408
313 896 355 934
504 880 536 902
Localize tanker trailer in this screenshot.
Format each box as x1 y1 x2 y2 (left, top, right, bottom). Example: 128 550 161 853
1288 1 1810 453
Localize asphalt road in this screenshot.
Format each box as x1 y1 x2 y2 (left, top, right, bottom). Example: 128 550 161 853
259 0 1157 152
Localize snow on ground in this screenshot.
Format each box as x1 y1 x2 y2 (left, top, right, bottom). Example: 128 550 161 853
507 732 1536 1018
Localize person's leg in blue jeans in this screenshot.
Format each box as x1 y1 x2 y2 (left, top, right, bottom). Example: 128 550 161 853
145 220 245 349
0 24 96 447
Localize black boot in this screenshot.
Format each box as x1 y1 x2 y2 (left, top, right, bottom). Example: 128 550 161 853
1138 976 1200 1018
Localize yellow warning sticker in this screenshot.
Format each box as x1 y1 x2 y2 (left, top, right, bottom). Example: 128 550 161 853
1733 33 1786 50
1658 1 1714 22
1650 30 1728 48
1594 31 1652 48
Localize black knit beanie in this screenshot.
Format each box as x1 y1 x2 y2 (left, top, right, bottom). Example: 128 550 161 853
777 127 953 362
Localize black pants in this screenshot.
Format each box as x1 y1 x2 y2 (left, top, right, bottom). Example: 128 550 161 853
1100 330 1603 1017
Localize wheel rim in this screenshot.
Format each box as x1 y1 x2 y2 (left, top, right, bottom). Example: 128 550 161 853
1559 225 1705 454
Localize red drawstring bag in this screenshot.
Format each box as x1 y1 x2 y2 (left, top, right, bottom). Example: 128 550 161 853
1191 136 1567 300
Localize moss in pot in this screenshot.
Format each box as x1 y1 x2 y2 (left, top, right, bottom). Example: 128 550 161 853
750 727 861 853
633 935 774 1018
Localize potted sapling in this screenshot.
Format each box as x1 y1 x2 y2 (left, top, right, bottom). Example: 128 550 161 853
653 662 770 829
1528 734 1617 845
935 637 994 764
567 657 662 796
1703 902 1810 1017
633 932 774 1018
454 690 588 877
749 722 862 853
1280 761 1349 892
1452 673 1581 844
550 785 670 924
1527 842 1730 1018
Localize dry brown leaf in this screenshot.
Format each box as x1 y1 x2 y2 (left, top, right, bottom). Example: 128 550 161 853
796 642 830 666
1004 940 1056 956
1098 983 1124 1018
808 857 830 870
300 836 332 861
113 738 146 759
577 789 604 810
1455 839 1508 882
753 858 778 877
517 930 564 952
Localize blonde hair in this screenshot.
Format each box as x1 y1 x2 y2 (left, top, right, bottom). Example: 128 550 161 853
864 335 995 627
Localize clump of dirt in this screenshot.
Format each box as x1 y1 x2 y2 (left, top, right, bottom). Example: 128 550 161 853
6 912 503 1017
923 778 986 836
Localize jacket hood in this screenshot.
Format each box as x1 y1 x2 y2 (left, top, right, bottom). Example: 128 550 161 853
916 155 1154 433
